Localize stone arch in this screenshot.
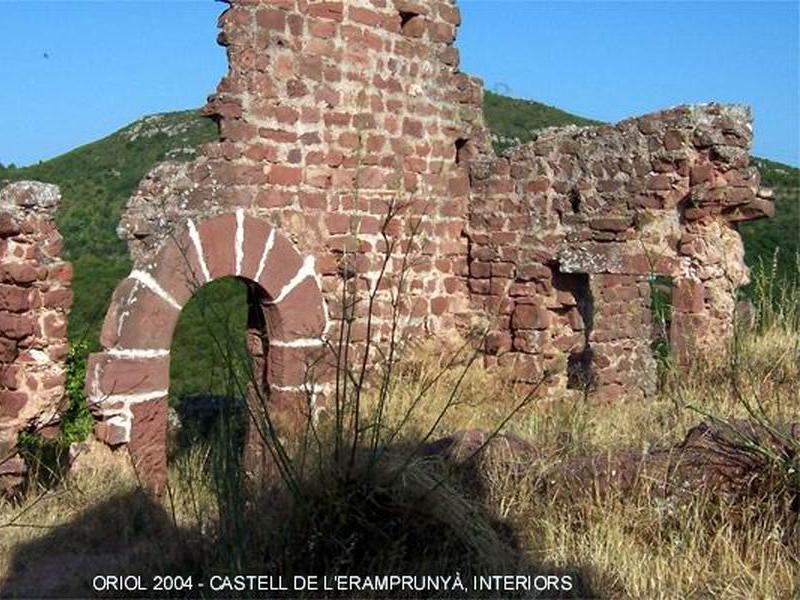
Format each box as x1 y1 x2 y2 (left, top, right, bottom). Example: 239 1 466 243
85 210 328 492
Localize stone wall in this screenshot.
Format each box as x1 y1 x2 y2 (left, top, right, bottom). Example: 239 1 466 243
0 182 72 489
0 0 774 492
119 0 487 337
86 0 493 490
468 104 773 400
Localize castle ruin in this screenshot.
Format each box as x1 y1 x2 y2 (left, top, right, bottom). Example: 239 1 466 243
0 0 773 491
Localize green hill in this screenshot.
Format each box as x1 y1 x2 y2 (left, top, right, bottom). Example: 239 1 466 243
0 111 224 399
740 158 799 281
1 94 796 398
483 90 601 152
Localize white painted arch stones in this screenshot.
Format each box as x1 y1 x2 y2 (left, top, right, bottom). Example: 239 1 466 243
85 210 328 492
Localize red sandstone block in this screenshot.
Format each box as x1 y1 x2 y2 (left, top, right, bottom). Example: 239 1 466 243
239 217 273 281
264 278 327 341
566 308 585 331
46 343 67 362
100 279 180 350
303 167 332 189
197 213 237 280
484 331 512 355
402 118 424 138
259 128 297 143
621 254 652 275
325 213 351 235
338 131 360 149
0 338 17 362
401 14 426 37
0 212 20 237
690 164 715 185
298 56 324 82
429 21 455 43
663 130 685 151
673 280 706 313
469 262 491 279
430 297 449 316
647 174 672 191
517 263 552 282
42 371 65 390
491 263 515 278
86 352 170 397
309 19 336 38
590 216 632 232
255 8 285 31
243 144 278 163
513 331 548 354
41 312 67 338
94 419 129 447
349 6 383 26
267 345 329 387
286 12 302 35
307 2 343 21
0 312 34 340
48 262 73 284
256 234 305 301
0 285 30 312
0 365 19 390
323 112 351 128
147 234 207 307
299 192 328 211
219 118 258 142
1 263 38 285
255 189 295 208
268 165 302 186
0 391 28 418
511 304 551 331
439 4 461 25
129 397 169 492
356 167 388 189
275 106 300 124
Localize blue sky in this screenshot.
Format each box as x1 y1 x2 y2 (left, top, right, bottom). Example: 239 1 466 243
1 1 797 167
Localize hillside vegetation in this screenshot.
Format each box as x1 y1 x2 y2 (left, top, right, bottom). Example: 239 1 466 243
1 96 798 600
483 90 601 152
0 94 797 397
741 158 799 281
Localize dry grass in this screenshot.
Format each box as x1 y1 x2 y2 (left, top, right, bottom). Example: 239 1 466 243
1 284 798 598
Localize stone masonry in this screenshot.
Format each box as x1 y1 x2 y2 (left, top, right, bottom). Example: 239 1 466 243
468 105 774 400
0 0 773 491
0 182 72 489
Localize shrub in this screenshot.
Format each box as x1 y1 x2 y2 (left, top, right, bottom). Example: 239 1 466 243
18 341 94 489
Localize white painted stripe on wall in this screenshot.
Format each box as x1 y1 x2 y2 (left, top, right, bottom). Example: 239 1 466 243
270 338 324 348
89 390 168 406
129 270 182 311
254 228 276 282
107 348 170 359
187 219 211 283
235 208 245 276
270 383 328 393
267 255 317 304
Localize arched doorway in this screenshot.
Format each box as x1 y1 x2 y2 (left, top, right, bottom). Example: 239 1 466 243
84 210 329 492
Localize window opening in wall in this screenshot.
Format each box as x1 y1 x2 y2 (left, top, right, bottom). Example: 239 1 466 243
569 189 581 213
553 270 595 390
455 138 471 166
399 11 424 36
649 275 674 371
400 11 419 28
